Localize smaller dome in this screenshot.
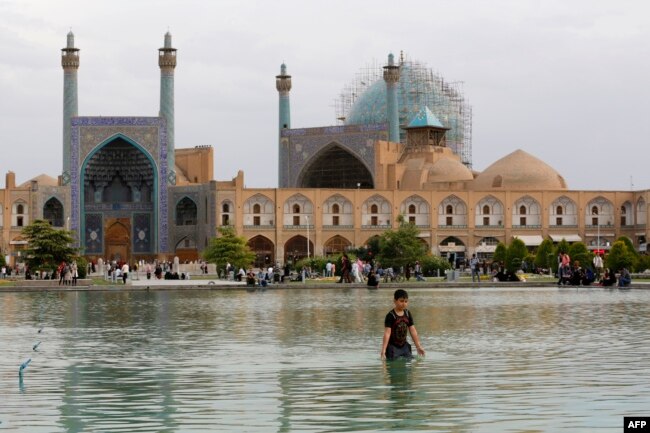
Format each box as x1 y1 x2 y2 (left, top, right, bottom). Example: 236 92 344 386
19 174 58 188
427 157 474 183
472 149 567 190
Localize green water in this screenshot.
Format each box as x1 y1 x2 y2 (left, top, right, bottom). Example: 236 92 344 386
1 287 649 432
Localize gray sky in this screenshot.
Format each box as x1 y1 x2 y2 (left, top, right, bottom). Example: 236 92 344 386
1 0 649 191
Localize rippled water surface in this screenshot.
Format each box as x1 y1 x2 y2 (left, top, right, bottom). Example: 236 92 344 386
1 287 650 432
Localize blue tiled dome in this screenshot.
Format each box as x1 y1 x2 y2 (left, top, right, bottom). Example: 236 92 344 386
344 60 471 166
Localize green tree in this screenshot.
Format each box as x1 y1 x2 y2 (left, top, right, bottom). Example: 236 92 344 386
568 242 592 269
615 236 639 270
605 240 637 272
555 239 570 254
493 242 507 265
203 226 255 273
21 219 78 272
376 216 426 269
506 238 527 272
534 238 554 270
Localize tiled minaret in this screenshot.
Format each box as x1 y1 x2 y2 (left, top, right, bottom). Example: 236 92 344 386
383 53 401 143
61 30 79 179
159 31 177 183
276 63 292 185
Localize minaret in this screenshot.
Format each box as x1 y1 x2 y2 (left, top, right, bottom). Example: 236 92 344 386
276 63 292 187
159 31 177 183
383 53 401 143
276 63 292 132
61 30 79 177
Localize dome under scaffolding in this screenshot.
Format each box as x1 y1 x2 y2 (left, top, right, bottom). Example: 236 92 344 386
334 55 473 168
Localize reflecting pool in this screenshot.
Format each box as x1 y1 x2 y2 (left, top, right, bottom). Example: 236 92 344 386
1 287 650 432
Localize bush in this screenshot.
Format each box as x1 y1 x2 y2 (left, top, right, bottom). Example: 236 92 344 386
295 255 352 276
419 255 451 276
75 256 88 279
636 255 650 273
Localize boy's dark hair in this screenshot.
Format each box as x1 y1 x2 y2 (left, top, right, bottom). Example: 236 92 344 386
394 289 408 300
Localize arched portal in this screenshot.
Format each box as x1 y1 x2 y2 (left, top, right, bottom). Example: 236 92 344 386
43 197 64 227
247 235 275 268
284 235 314 265
298 144 374 188
82 136 156 259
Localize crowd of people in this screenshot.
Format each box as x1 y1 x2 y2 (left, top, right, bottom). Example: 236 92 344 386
556 252 631 287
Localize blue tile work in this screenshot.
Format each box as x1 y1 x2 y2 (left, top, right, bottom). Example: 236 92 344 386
133 213 152 253
279 123 388 187
84 213 103 254
70 117 169 253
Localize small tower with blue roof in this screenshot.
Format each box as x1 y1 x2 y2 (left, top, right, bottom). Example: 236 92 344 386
404 106 450 149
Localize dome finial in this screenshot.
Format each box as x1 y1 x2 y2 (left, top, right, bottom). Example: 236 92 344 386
164 30 172 49
67 29 75 49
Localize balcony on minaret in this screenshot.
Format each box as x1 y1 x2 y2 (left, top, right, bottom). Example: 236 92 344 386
158 48 177 69
61 48 80 69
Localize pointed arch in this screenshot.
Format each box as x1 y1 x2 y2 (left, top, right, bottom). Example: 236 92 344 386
283 194 314 227
475 195 504 227
512 195 541 227
43 197 65 228
297 143 374 188
400 195 430 227
285 235 314 264
323 194 354 227
362 194 392 227
585 196 614 227
247 235 275 268
323 235 352 255
548 195 578 227
244 194 275 227
175 196 197 226
80 133 159 259
438 195 467 227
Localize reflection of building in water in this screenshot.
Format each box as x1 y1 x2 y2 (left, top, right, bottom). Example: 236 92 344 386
0 33 647 266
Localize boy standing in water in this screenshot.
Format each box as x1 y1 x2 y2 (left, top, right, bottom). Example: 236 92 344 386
381 289 425 360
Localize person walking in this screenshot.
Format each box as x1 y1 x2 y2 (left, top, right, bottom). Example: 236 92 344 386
470 253 481 283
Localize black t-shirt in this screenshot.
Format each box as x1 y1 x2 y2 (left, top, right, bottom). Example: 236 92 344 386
384 309 413 347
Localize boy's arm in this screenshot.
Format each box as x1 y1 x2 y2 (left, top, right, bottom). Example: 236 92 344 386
409 325 425 357
380 327 391 360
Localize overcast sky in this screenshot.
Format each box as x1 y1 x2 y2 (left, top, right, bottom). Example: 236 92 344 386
1 0 649 191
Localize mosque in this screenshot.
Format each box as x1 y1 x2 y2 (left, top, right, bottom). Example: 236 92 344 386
0 32 647 268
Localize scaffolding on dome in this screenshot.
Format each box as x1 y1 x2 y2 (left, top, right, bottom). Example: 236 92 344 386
333 59 383 124
334 56 473 168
